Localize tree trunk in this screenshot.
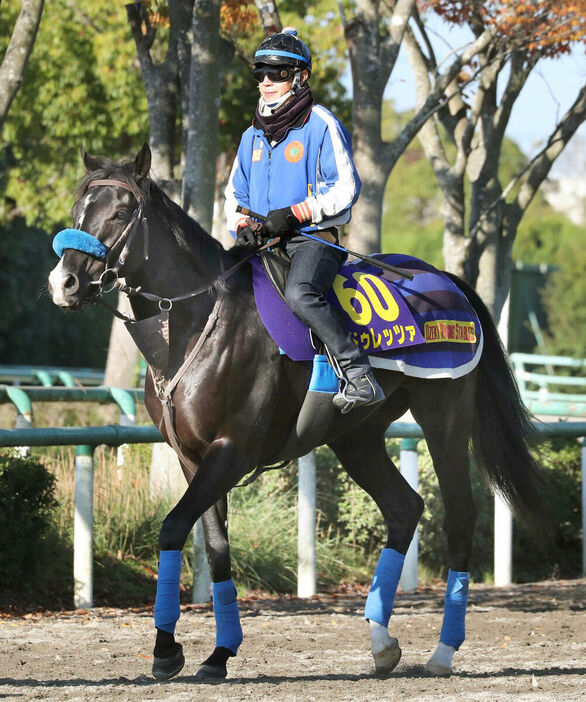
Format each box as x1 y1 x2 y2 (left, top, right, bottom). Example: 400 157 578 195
212 150 233 248
441 181 469 278
254 0 281 34
181 0 222 231
344 0 416 254
103 295 140 388
345 17 388 254
126 1 182 182
0 0 44 134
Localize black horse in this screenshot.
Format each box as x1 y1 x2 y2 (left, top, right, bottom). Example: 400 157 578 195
49 145 542 681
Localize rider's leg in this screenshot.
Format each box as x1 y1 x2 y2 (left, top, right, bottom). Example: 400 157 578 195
284 236 384 411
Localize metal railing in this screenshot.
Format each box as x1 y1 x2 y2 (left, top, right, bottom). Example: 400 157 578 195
0 365 104 387
511 353 586 417
0 421 584 608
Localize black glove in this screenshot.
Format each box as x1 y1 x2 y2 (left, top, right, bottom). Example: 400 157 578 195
235 221 263 247
262 207 300 240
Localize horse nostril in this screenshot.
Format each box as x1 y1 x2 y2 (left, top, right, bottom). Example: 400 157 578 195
63 273 79 294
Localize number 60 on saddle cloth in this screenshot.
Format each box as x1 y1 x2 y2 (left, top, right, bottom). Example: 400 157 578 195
251 253 484 380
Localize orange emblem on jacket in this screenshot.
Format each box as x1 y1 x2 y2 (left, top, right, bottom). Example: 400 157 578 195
285 141 304 163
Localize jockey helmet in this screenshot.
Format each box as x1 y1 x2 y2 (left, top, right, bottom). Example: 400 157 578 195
254 27 312 76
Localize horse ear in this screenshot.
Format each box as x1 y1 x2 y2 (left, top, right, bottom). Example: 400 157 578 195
80 145 104 173
134 143 151 179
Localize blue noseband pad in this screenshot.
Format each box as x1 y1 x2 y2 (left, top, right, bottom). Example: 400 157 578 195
53 228 107 260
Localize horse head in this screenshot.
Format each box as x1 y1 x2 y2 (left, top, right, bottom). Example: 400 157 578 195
48 144 151 309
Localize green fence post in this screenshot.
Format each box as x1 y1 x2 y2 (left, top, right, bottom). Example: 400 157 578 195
5 386 33 428
57 371 76 387
109 388 137 468
34 370 53 387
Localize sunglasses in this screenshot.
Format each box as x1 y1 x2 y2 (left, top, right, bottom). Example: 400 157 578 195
253 66 296 83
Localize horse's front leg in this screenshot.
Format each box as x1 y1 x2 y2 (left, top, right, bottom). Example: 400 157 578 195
190 496 242 680
151 439 249 680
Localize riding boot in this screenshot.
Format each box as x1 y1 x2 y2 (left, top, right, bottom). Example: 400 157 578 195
333 369 385 414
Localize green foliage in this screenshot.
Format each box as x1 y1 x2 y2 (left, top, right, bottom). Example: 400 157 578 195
382 141 444 265
0 452 57 586
226 463 371 593
0 1 148 229
0 215 111 366
220 0 351 155
513 211 583 265
512 211 586 357
514 438 583 581
541 235 586 358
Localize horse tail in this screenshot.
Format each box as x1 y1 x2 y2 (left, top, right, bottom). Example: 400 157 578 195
446 272 545 528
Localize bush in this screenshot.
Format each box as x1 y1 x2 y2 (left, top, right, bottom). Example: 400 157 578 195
311 438 582 585
0 451 57 586
0 215 112 366
514 438 583 581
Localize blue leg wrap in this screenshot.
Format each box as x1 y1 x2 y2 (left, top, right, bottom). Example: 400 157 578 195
440 569 469 649
364 548 405 627
154 550 182 633
212 579 243 654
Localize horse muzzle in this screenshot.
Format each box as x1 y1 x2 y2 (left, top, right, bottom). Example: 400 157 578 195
48 258 103 308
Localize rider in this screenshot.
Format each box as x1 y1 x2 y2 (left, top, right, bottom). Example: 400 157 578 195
224 28 384 413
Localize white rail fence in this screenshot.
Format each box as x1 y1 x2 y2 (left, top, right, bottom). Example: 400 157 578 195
1 421 584 607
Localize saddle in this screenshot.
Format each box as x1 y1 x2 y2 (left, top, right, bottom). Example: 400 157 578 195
252 252 483 379
259 247 290 302
253 250 484 461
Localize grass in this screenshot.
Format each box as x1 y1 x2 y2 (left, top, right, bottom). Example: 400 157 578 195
5 440 374 610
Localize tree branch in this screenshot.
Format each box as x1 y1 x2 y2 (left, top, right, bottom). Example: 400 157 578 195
0 0 44 134
412 4 437 72
503 85 586 229
254 0 281 36
126 2 155 70
400 23 448 172
65 0 102 33
493 51 534 140
380 0 416 70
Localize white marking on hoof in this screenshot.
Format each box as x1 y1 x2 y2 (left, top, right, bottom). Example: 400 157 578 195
425 641 456 676
369 620 402 674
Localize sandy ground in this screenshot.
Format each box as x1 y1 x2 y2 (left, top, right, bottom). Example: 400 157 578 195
1 579 584 702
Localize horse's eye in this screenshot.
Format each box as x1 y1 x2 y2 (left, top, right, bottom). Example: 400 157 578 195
115 209 129 220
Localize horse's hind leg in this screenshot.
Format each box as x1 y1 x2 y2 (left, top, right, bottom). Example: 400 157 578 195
195 496 243 680
410 376 476 676
329 423 424 674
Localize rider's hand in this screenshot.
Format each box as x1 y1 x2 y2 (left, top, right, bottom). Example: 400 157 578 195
235 221 263 247
263 205 309 240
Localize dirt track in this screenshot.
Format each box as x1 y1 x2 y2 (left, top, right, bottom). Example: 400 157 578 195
1 579 584 701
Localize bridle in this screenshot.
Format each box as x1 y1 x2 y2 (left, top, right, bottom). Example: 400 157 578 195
81 178 262 322
84 179 148 305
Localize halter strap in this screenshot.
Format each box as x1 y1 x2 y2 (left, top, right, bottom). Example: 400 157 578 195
88 179 135 192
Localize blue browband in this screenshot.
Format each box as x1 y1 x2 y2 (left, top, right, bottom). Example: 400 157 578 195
52 228 108 260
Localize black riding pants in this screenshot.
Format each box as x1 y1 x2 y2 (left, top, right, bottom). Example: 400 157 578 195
284 236 370 378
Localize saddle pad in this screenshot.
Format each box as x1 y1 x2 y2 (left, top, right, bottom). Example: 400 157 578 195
251 253 483 379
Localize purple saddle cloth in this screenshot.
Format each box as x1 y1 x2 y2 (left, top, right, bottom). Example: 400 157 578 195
251 253 483 379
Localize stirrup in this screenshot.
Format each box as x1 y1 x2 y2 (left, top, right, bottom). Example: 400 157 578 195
333 372 385 414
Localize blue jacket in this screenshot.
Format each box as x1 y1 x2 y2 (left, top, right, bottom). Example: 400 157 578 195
225 103 361 236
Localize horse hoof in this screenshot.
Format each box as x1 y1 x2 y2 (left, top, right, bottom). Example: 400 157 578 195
152 645 185 680
373 638 402 674
195 663 228 680
425 642 455 676
424 660 453 676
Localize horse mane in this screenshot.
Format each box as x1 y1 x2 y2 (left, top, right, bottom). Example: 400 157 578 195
78 159 226 269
